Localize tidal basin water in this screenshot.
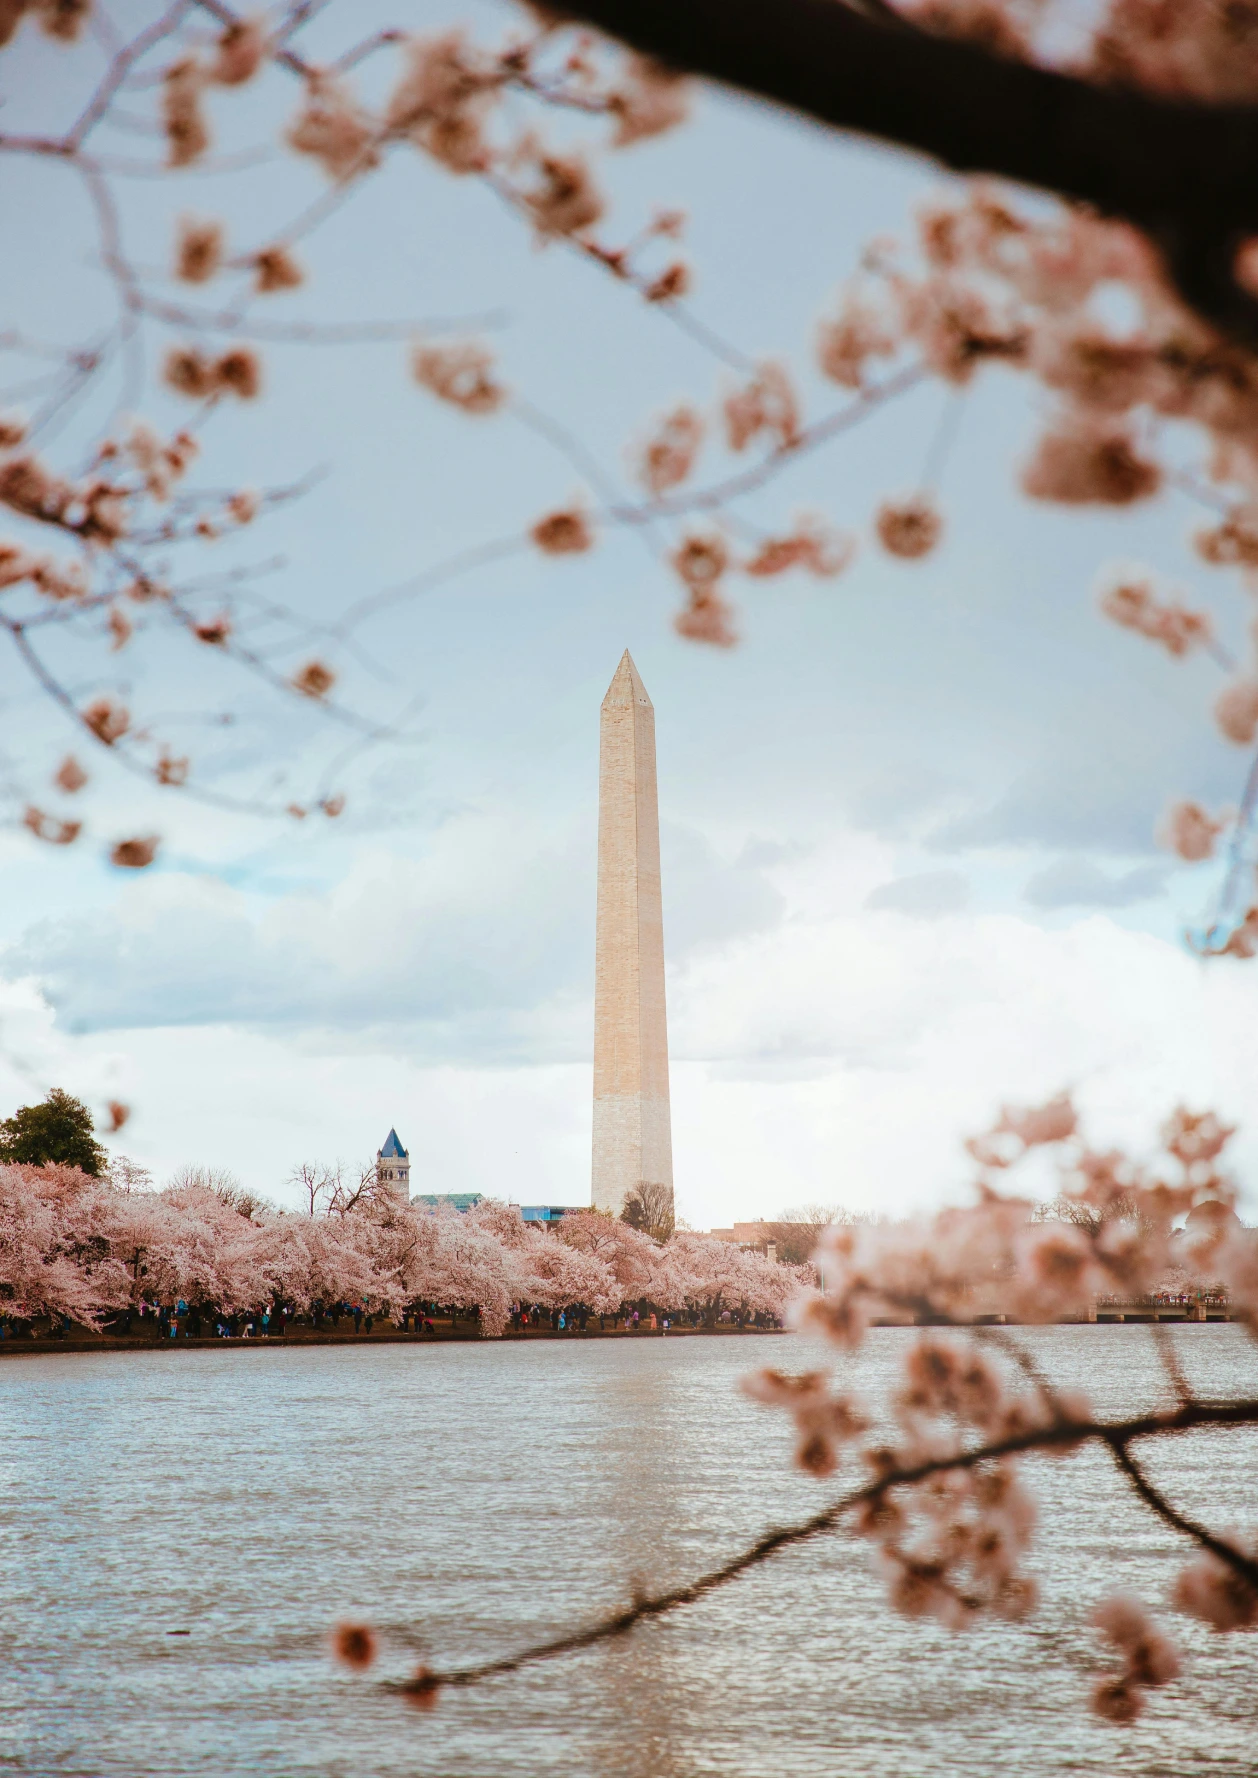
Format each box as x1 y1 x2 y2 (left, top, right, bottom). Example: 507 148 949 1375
2 1329 1256 1778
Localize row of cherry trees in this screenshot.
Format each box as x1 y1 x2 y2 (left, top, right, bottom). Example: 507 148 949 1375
0 1161 802 1335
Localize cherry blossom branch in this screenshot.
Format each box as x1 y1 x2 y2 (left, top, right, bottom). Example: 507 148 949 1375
3 619 314 818
3 466 392 816
153 594 394 743
1 5 772 847
91 146 279 177
184 0 754 369
346 367 913 617
919 387 966 492
561 0 1258 345
326 29 406 77
394 1395 1258 1703
478 169 756 372
604 364 927 526
0 330 81 363
512 397 646 527
191 0 307 76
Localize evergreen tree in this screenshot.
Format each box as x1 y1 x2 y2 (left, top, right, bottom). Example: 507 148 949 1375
0 1088 107 1177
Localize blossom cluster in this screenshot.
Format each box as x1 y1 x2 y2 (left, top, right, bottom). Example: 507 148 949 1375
740 1093 1258 1722
1 402 340 844
0 1165 800 1338
905 0 1258 103
2 6 701 849
797 1098 1252 1346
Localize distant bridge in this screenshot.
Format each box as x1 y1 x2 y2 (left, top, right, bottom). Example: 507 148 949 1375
1089 1293 1232 1324
869 1293 1235 1328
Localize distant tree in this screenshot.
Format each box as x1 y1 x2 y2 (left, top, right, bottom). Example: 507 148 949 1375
621 1181 676 1243
286 1158 396 1218
107 1154 154 1193
1035 1192 1151 1238
0 1088 107 1176
169 1164 275 1220
759 1204 855 1266
289 1160 342 1217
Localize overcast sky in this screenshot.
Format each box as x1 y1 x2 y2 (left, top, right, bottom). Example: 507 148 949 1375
2 2 1255 1223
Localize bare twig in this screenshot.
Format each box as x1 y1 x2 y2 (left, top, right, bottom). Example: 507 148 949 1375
1107 1438 1258 1586
1207 741 1258 944
134 297 510 344
603 365 927 526
336 533 535 634
67 2 194 153
972 1323 1062 1408
3 621 288 816
1151 1321 1195 1408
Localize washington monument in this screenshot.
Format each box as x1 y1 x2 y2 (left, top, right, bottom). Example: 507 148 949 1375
591 652 674 1218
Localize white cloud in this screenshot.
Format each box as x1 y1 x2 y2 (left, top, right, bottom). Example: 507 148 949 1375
669 904 1258 1225
865 869 970 917
1023 854 1166 909
5 825 1255 1229
0 984 591 1206
1 811 786 1058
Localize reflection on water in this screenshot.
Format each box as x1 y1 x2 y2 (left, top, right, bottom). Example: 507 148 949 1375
2 1328 1255 1777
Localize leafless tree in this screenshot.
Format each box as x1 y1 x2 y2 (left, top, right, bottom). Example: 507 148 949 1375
759 1204 856 1265
620 1179 676 1242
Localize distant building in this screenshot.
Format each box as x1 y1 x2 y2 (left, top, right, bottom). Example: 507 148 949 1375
708 1221 775 1250
519 1205 576 1225
376 1128 410 1198
412 1192 482 1213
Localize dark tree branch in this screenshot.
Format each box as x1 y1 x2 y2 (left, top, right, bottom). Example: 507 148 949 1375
1107 1438 1258 1589
397 1395 1258 1703
559 0 1258 344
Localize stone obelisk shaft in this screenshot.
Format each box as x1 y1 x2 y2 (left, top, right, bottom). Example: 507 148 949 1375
592 652 674 1216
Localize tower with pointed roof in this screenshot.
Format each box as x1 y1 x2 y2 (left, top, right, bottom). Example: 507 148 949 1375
591 652 674 1219
377 1128 410 1199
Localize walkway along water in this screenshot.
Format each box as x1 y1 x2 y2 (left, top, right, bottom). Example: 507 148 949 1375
0 1295 1235 1355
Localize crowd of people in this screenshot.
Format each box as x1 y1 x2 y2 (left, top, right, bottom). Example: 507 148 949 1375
0 1297 786 1341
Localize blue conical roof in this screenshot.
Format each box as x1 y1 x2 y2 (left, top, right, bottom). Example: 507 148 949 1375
379 1128 407 1159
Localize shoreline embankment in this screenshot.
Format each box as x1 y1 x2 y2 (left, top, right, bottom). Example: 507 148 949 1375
0 1314 1237 1359
0 1324 785 1358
